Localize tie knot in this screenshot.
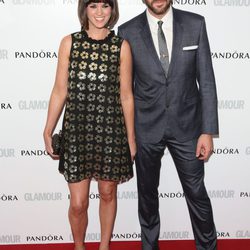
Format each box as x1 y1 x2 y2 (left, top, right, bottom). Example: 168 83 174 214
158 20 163 28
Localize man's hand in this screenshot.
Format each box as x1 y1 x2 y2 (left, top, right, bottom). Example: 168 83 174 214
196 134 214 161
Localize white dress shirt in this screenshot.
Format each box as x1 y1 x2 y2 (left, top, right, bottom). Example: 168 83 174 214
146 6 173 62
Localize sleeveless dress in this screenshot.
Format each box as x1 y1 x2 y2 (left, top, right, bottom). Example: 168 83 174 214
58 30 133 184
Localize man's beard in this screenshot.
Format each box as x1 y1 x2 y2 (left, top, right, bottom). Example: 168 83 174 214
144 0 171 15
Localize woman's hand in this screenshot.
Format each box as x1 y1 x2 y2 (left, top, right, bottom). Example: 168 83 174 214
128 138 137 163
43 131 59 159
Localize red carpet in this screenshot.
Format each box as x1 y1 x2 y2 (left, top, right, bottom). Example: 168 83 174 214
0 240 250 250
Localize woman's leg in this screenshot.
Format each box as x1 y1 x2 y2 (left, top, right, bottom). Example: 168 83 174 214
68 179 91 250
98 180 118 250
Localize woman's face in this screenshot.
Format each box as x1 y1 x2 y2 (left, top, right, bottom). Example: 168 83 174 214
86 2 112 30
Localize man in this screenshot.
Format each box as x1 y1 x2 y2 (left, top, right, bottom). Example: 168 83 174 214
118 0 218 250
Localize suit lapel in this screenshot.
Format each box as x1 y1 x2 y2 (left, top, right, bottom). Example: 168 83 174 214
168 8 184 78
140 12 166 77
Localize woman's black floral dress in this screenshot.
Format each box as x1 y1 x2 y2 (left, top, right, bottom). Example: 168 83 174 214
59 30 133 184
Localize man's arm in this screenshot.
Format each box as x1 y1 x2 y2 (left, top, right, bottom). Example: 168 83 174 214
196 18 218 161
196 17 219 136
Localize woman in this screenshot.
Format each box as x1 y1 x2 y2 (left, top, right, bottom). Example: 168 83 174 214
43 1 136 250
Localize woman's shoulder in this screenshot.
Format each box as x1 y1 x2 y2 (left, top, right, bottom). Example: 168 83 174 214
60 31 83 45
59 30 83 49
58 34 72 52
61 34 72 43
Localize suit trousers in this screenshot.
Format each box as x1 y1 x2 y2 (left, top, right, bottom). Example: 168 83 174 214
135 128 217 250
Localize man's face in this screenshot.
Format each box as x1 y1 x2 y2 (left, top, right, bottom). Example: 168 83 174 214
143 0 171 17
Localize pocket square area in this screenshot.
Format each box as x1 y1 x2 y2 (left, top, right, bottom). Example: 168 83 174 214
183 45 199 51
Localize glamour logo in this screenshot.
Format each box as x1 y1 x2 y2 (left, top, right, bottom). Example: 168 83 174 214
0 235 21 244
24 192 62 201
0 148 15 157
160 231 189 239
214 0 250 6
26 235 63 242
212 148 240 155
15 51 57 59
18 100 48 110
82 233 100 241
212 52 250 59
0 50 8 59
0 194 18 201
217 232 230 238
118 191 138 199
239 192 250 198
218 100 244 110
159 192 185 199
1 103 12 109
12 0 55 5
173 0 206 5
208 190 235 198
236 230 250 238
21 150 48 156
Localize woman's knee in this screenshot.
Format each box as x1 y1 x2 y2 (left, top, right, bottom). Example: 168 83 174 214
99 182 117 203
70 200 89 215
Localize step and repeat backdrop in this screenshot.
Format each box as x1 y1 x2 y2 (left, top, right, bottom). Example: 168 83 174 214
1 0 250 246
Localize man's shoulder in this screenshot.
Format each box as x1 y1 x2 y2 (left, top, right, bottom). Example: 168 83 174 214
119 11 146 32
173 7 205 23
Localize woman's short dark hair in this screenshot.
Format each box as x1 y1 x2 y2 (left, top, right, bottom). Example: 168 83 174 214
78 0 119 30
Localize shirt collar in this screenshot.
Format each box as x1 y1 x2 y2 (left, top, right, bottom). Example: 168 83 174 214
146 5 173 31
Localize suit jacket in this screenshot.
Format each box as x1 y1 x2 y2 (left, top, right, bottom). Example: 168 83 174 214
118 7 219 143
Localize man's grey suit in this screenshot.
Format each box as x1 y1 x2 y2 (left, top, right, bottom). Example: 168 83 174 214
119 6 218 250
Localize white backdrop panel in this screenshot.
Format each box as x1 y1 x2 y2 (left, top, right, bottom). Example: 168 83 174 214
0 0 250 245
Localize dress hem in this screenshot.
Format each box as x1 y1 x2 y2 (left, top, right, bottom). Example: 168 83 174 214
59 170 133 185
